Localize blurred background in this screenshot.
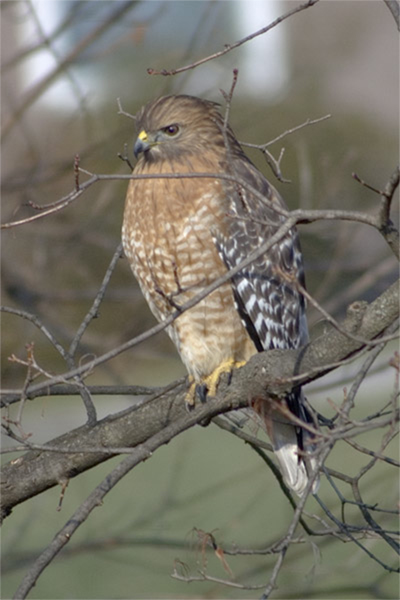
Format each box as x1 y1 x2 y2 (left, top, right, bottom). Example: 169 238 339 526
1 1 399 598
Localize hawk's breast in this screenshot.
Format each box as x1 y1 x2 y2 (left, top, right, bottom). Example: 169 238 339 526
122 163 256 378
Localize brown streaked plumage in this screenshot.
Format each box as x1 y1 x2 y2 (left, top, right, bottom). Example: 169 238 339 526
122 94 318 495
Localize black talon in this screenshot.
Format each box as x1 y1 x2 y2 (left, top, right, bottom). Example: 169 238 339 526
195 383 208 403
185 399 196 412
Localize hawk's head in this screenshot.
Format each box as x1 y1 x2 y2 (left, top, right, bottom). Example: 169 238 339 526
133 95 240 163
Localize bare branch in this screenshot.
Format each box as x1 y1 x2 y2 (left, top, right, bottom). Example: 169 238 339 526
0 384 164 407
12 402 208 599
221 68 239 131
240 114 331 182
1 279 397 521
1 203 391 404
2 0 398 595
0 307 69 361
1 170 379 230
68 243 123 357
353 165 400 259
116 97 136 121
171 568 265 591
147 0 320 76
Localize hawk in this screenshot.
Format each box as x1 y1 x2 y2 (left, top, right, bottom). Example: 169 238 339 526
122 94 317 495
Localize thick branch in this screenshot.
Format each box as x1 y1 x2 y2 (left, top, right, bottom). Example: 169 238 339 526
1 279 398 521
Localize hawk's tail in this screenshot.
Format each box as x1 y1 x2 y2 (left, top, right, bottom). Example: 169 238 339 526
257 391 319 496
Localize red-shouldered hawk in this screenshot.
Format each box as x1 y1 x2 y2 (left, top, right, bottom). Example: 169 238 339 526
122 95 317 495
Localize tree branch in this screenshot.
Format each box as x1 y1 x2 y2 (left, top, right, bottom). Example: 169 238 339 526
1 279 398 521
146 0 320 76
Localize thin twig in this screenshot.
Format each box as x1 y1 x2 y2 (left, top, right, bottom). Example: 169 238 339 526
74 154 80 191
298 282 399 349
0 383 163 407
0 307 68 360
342 320 399 414
3 214 394 404
221 68 239 131
68 243 123 357
147 0 320 76
242 114 331 150
116 97 136 121
353 166 399 260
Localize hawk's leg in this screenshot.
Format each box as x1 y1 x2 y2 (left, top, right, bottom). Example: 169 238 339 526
184 359 246 410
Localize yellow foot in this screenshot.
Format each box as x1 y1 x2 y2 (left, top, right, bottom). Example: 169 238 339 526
184 376 209 411
204 358 246 396
184 359 246 410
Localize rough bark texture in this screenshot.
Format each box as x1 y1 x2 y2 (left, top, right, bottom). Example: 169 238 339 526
1 279 398 522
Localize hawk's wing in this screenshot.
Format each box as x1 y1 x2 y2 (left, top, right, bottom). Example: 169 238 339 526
213 156 308 353
213 155 317 495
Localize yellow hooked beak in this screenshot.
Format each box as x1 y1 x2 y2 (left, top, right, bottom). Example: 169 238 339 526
134 129 152 158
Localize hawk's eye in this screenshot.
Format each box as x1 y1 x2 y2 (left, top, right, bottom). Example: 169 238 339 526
162 124 180 137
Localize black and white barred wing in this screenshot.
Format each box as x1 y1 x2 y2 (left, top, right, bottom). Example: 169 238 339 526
215 158 308 354
214 157 317 495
